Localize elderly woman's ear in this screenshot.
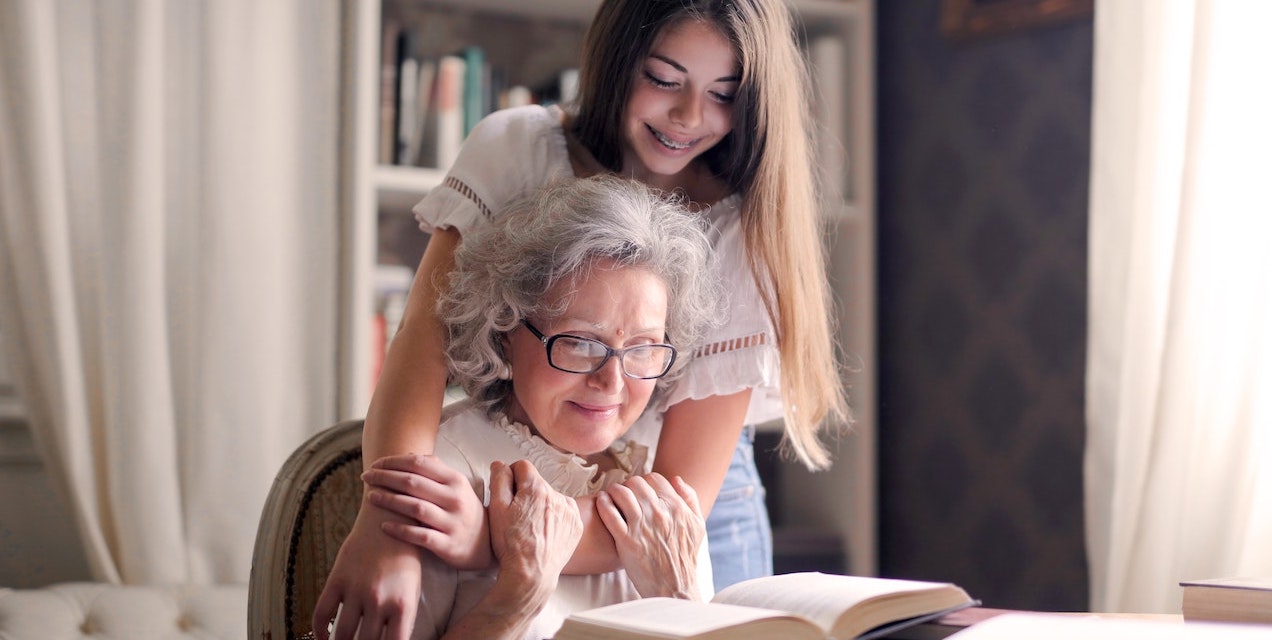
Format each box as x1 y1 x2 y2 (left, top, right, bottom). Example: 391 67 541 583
496 336 513 381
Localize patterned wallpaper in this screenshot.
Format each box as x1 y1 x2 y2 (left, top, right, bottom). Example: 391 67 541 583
875 0 1093 611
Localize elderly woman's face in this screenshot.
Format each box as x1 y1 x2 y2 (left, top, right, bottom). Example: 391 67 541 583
503 260 668 459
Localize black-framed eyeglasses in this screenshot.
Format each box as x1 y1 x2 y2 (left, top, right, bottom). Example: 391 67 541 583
521 320 678 380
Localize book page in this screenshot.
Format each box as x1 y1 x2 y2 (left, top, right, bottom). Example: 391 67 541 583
711 572 966 634
559 597 818 638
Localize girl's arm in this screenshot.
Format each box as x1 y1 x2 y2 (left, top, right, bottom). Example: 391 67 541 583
314 228 465 640
367 389 753 576
561 389 752 575
649 390 751 519
362 226 461 464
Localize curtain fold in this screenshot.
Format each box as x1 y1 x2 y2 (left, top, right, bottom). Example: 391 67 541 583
1086 0 1272 613
0 0 340 584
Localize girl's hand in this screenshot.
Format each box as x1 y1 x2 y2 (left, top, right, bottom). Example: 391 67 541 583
362 453 493 570
597 473 705 600
312 507 421 640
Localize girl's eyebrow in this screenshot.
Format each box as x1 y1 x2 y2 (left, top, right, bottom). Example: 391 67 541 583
649 53 741 83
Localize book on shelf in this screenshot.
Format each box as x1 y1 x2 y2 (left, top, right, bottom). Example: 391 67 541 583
370 264 414 388
402 57 436 166
552 572 977 640
393 29 426 166
1180 576 1272 625
558 68 579 105
378 16 402 165
502 84 533 109
460 45 485 136
416 54 465 170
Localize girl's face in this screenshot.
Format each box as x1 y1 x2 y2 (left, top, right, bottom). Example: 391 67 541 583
621 18 739 191
503 261 668 461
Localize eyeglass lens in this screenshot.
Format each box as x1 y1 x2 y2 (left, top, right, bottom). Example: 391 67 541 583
549 335 674 378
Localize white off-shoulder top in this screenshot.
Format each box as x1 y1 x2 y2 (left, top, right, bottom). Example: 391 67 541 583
412 105 783 437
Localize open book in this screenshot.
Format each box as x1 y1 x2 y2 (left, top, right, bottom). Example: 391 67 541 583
1180 576 1272 625
553 572 977 640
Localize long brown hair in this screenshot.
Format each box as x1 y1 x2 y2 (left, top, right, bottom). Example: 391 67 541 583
570 0 849 469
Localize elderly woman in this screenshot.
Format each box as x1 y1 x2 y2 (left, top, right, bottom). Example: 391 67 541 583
342 175 721 640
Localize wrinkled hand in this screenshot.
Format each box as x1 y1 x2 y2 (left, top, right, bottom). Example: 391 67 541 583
597 473 705 600
435 461 584 639
362 453 492 570
312 506 422 640
488 460 583 592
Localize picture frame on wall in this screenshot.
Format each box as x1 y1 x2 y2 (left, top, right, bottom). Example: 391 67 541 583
941 0 1095 42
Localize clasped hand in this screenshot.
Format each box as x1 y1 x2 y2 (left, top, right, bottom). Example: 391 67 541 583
312 454 490 640
320 455 706 639
597 473 706 600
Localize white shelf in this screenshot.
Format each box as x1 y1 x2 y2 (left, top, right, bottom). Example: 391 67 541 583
376 164 445 215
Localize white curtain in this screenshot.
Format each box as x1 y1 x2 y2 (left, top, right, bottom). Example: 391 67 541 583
1086 0 1272 613
0 0 340 584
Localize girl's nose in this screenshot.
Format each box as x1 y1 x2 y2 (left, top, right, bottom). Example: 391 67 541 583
670 92 703 129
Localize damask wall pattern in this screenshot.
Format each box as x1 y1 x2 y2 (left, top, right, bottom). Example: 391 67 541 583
876 0 1093 611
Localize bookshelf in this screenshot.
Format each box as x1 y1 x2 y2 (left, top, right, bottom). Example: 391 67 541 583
337 0 876 576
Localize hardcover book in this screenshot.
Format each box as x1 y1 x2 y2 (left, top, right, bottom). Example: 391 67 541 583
1180 576 1272 625
553 572 977 640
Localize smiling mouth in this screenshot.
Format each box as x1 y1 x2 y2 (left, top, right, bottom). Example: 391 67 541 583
571 401 620 418
648 125 697 151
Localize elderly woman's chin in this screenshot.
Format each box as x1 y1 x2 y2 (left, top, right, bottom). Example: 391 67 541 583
507 398 642 460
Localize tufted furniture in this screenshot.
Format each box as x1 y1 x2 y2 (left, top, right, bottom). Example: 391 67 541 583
248 419 364 640
0 582 246 639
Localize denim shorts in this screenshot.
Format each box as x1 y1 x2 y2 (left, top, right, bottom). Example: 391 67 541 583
705 424 773 590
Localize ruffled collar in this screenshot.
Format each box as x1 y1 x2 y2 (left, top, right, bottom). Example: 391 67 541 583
493 412 649 498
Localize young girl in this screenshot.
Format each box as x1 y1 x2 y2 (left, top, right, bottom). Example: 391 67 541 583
315 1 847 638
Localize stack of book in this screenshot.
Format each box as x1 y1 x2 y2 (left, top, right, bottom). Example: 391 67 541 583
1179 576 1272 625
379 20 578 170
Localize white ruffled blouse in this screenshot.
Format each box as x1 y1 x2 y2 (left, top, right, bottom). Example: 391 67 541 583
488 411 649 498
411 401 714 640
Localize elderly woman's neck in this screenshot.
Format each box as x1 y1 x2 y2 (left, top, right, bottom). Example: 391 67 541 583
501 404 621 471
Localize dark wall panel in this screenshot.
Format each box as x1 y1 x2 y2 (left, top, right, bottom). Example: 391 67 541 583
876 0 1092 611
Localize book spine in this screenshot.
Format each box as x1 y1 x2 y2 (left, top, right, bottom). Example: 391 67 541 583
432 55 466 169
460 46 485 136
395 55 418 165
503 85 533 109
558 67 579 106
404 58 436 166
378 18 403 165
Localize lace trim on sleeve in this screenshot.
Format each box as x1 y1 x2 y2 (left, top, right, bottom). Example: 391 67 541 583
692 331 770 359
443 175 493 220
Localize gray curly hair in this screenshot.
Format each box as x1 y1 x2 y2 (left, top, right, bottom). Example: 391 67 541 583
440 175 721 413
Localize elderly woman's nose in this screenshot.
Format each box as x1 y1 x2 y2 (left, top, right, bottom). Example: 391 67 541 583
588 355 625 391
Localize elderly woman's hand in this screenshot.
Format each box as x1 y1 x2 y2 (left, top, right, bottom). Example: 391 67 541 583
437 460 584 640
487 460 584 590
361 453 493 570
597 473 705 600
